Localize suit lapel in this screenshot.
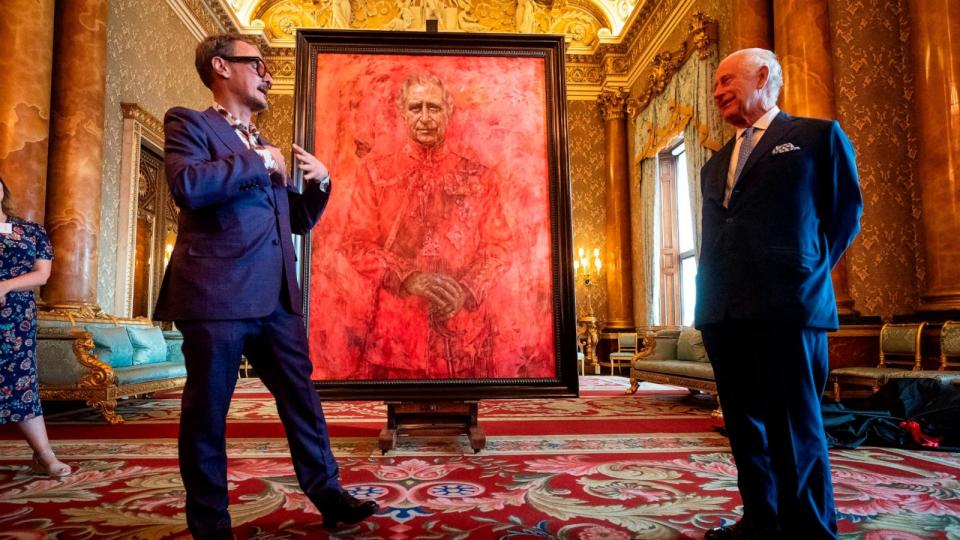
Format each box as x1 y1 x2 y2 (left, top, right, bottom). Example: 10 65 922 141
201 107 281 209
200 107 250 156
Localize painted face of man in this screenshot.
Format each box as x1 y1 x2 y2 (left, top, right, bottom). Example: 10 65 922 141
713 53 769 128
402 83 450 148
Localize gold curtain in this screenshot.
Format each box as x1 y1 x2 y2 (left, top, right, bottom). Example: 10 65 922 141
631 46 723 324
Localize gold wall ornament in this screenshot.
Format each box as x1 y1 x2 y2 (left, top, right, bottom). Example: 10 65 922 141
688 10 716 59
630 13 717 114
259 1 321 41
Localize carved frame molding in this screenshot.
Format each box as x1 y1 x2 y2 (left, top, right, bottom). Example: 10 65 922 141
114 103 165 318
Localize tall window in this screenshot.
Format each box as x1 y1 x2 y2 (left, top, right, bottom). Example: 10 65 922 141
657 138 697 326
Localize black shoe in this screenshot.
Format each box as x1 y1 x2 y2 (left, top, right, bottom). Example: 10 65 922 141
704 522 750 540
705 521 781 540
321 493 379 529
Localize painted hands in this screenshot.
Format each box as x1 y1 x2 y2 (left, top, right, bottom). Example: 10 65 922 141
402 271 468 321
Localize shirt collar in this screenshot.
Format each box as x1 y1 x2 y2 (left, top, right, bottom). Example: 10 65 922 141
736 105 780 139
213 102 259 136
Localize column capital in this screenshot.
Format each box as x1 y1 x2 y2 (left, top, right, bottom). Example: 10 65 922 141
597 88 635 121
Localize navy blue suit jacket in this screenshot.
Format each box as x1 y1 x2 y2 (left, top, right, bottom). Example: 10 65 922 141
694 112 863 330
154 107 330 321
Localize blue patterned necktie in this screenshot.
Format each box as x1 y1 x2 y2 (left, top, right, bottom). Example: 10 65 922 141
733 126 755 182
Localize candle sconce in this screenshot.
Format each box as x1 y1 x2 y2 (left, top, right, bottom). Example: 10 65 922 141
573 246 603 319
574 247 603 374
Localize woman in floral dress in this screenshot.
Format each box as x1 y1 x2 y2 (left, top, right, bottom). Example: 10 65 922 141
0 177 69 477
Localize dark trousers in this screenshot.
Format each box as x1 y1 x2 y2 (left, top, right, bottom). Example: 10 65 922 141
177 303 341 538
700 321 837 540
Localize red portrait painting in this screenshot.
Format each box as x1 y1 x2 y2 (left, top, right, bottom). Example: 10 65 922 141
293 32 575 395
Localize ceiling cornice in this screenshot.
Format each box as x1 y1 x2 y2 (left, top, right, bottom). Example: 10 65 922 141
167 0 702 99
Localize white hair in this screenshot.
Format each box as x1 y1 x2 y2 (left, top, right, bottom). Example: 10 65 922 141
732 48 783 109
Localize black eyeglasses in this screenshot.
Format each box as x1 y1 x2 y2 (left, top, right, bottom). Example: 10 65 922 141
219 55 271 78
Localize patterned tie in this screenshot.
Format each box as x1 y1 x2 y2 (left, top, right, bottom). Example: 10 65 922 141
732 126 755 182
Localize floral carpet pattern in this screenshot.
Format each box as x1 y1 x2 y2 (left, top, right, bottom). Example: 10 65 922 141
0 377 958 539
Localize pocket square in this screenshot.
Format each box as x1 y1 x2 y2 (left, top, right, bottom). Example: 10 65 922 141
772 142 800 155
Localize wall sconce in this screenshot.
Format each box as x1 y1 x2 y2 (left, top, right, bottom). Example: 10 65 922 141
573 246 602 318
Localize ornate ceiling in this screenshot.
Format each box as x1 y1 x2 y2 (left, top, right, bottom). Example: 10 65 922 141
221 0 643 51
165 0 700 97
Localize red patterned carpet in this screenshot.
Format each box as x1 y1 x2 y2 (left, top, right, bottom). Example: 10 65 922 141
1 377 958 539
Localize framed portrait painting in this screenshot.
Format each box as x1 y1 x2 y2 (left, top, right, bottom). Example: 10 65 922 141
293 30 577 400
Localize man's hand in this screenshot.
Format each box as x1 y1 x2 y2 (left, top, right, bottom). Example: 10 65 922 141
292 143 330 183
264 145 288 187
402 272 468 320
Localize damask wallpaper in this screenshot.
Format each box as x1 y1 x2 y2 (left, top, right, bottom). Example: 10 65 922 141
256 94 295 167
98 0 210 312
829 0 921 319
567 100 608 322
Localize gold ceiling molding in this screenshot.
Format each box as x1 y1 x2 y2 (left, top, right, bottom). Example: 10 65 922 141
244 0 609 53
171 0 700 99
165 0 229 41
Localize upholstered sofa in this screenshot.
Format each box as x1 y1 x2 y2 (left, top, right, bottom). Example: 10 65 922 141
36 313 186 424
627 327 716 396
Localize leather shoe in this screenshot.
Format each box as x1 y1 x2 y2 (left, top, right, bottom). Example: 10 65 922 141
705 521 781 540
704 521 750 540
321 493 379 529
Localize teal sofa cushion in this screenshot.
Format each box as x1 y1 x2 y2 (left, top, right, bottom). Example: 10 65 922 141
127 325 168 365
87 326 134 368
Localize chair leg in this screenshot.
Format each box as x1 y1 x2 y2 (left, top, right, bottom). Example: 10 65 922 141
832 379 841 402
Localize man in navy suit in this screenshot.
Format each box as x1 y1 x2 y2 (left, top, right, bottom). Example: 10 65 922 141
154 33 378 538
695 49 862 540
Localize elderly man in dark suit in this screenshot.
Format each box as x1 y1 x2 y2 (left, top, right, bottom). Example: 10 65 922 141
695 48 862 540
154 33 378 538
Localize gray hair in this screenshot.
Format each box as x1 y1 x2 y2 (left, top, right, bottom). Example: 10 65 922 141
396 72 455 114
734 48 783 110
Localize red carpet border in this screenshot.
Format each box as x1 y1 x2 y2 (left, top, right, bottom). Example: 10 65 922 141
0 377 958 539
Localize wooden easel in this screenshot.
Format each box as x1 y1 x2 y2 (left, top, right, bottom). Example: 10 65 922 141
376 18 484 456
378 400 486 454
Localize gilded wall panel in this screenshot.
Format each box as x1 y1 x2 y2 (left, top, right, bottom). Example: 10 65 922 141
567 100 609 322
99 0 210 312
829 0 920 319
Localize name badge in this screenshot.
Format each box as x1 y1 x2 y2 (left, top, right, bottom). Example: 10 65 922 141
0 222 11 234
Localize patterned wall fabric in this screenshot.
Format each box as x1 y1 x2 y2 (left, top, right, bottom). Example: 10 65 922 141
829 0 921 319
256 94 295 170
567 100 608 323
98 0 210 311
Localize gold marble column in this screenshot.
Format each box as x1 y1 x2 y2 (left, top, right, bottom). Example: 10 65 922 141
0 0 55 221
731 0 771 51
909 1 960 312
774 0 858 317
597 89 635 331
43 0 108 311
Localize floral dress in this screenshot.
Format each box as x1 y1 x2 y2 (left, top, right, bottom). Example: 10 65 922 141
0 217 53 424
